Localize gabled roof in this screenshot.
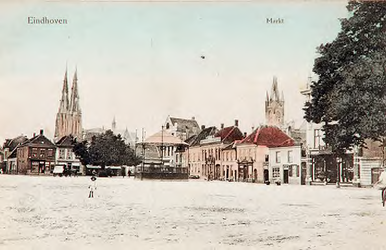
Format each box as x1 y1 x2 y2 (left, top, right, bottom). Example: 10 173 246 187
20 133 56 148
169 117 200 133
56 135 75 147
185 135 197 145
214 126 244 144
144 130 188 145
240 125 294 148
190 126 218 147
3 135 28 151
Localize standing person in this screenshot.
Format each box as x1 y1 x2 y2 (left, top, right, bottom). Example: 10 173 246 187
128 170 131 178
374 167 386 201
88 176 97 198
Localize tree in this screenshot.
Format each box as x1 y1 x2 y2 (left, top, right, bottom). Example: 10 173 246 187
73 130 141 169
73 139 91 166
304 1 386 154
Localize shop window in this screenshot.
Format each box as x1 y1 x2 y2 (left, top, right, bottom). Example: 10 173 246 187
273 167 280 178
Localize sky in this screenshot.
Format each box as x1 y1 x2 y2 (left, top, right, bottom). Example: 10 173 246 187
0 0 349 144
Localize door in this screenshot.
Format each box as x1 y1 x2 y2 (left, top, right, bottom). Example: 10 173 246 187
284 169 289 184
264 169 269 182
301 162 307 185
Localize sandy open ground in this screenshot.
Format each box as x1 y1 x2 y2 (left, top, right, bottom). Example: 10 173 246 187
0 175 385 250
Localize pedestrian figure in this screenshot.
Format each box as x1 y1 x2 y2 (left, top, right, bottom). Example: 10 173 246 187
88 176 97 198
128 170 131 178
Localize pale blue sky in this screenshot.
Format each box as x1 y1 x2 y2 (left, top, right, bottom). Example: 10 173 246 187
0 1 348 143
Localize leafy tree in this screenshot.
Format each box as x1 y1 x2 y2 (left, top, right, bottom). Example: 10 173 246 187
73 130 141 169
304 1 386 154
73 139 91 166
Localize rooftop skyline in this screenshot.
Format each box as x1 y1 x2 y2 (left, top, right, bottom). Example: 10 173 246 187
0 1 349 143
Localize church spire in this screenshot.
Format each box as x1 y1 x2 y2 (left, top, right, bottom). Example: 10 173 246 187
70 68 80 113
112 116 116 131
270 76 280 101
58 68 69 113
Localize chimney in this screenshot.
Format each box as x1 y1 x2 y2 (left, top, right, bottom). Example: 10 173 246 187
33 133 36 137
40 129 43 135
244 132 247 138
252 126 255 132
235 119 239 127
221 123 224 129
201 125 206 130
192 116 195 120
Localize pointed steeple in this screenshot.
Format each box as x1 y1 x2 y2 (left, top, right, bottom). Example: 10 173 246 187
112 117 117 131
271 76 280 101
58 68 69 113
70 68 80 113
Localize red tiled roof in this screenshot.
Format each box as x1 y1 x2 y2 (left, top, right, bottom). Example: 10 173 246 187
241 126 294 147
214 126 244 144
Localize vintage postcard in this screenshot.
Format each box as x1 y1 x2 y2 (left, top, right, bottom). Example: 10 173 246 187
0 0 385 249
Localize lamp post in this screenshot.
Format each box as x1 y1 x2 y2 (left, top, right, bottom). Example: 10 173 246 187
161 125 164 167
141 128 146 180
336 156 341 188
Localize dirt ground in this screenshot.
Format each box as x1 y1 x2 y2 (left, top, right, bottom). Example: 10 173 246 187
0 175 385 250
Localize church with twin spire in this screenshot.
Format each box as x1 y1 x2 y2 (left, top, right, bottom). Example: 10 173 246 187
54 68 83 142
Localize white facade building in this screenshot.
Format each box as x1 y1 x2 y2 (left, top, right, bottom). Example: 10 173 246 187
268 145 302 185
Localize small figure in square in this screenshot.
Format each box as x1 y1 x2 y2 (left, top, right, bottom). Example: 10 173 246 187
88 176 97 198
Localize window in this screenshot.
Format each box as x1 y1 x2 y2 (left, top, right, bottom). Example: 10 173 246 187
296 165 300 177
59 149 65 159
275 152 281 163
226 152 229 161
48 149 53 157
288 150 293 163
265 155 269 162
39 149 45 158
273 167 280 178
67 149 72 160
314 129 322 149
32 148 38 158
289 165 293 177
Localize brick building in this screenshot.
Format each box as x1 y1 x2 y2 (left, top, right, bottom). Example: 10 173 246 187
16 130 56 175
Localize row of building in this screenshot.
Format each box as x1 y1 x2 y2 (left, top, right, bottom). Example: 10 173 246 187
137 77 384 186
1 131 80 175
0 69 384 186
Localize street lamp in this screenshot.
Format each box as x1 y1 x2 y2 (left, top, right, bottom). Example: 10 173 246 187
336 156 341 188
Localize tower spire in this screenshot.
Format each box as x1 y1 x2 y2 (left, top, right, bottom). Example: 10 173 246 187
112 116 116 131
58 68 69 113
271 76 280 101
70 67 80 113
